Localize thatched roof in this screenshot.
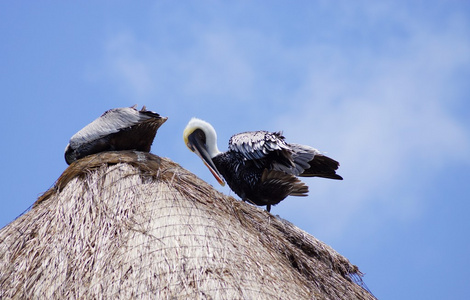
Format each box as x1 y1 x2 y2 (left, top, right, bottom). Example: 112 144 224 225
0 151 374 299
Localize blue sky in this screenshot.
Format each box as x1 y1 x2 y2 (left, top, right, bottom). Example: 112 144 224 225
1 1 469 299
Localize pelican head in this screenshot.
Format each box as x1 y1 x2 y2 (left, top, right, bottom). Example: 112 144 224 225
183 118 225 186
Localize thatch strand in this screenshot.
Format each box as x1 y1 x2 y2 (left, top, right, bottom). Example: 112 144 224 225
0 151 375 299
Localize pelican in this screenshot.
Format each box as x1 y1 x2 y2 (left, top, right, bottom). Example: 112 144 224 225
183 118 342 212
65 105 167 165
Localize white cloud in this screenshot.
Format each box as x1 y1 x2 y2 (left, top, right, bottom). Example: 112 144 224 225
181 31 256 100
101 28 256 104
104 33 155 97
274 6 470 239
94 1 470 241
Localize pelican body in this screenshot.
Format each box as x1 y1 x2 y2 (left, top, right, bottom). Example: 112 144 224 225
183 118 342 212
65 106 167 165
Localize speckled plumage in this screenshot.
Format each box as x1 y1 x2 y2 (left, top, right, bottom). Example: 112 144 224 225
184 118 343 212
213 130 341 211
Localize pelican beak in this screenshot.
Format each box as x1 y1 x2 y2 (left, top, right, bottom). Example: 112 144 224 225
185 130 225 186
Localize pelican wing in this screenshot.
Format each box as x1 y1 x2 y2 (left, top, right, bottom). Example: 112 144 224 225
228 131 295 170
69 107 161 149
288 143 319 175
229 131 337 177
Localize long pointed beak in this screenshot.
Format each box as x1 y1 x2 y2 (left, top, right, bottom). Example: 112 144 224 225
187 132 225 186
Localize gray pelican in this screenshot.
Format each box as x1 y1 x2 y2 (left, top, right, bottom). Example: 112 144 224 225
183 118 342 212
65 105 167 165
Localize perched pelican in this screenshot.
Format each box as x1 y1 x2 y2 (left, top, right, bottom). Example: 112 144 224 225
65 106 167 165
183 118 343 212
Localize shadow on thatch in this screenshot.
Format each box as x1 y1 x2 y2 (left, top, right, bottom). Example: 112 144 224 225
0 151 375 299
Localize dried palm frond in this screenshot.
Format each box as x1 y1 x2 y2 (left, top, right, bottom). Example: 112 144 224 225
0 151 374 299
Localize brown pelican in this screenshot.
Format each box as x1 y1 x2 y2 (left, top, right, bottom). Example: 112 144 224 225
183 118 342 212
65 105 167 165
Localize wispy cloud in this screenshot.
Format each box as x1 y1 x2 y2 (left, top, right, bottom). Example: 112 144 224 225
94 1 470 240
274 4 470 238
102 33 155 97
101 28 257 105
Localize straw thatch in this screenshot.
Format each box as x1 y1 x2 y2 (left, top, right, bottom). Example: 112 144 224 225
0 151 374 299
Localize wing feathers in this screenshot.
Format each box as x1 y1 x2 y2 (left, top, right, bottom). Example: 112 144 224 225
300 154 343 180
229 131 294 169
261 169 309 197
65 106 166 165
229 131 342 179
69 106 162 149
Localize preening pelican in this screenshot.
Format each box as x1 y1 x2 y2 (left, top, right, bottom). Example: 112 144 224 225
65 106 167 165
183 118 342 212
